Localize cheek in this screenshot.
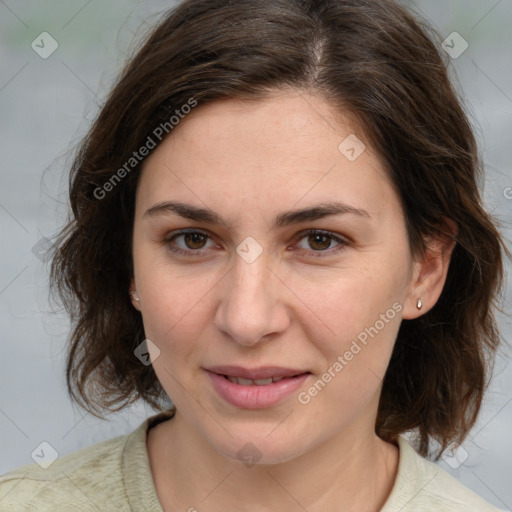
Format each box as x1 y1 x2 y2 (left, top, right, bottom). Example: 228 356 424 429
140 286 208 352
139 279 211 406
298 295 402 427
133 243 221 344
284 260 405 338
286 261 405 399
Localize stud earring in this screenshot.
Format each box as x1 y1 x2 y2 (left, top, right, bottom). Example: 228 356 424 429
129 291 140 302
416 298 423 310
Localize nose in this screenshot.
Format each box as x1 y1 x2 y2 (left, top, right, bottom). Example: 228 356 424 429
213 249 291 346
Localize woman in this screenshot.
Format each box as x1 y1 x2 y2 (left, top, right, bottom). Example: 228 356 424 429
0 0 508 510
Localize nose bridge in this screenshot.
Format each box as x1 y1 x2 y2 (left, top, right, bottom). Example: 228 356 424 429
234 248 271 298
214 245 289 345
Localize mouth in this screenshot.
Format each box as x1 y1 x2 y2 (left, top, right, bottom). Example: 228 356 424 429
218 373 309 386
205 365 311 382
204 366 312 409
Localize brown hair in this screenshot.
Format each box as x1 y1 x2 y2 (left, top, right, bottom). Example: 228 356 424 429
50 0 509 458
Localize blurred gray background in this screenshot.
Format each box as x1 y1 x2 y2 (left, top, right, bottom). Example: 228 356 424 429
0 0 511 509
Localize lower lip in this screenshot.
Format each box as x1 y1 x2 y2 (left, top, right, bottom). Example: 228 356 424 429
206 371 310 409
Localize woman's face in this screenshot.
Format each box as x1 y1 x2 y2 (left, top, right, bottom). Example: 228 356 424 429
131 91 421 464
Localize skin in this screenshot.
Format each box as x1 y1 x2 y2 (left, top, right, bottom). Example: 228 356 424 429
130 90 456 512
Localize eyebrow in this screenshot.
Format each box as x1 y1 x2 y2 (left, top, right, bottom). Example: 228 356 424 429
144 200 370 228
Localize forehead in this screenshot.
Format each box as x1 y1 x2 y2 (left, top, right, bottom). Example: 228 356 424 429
137 91 399 222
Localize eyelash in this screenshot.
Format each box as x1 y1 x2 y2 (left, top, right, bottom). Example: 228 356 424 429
163 229 350 259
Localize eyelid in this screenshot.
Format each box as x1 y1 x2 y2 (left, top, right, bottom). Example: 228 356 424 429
164 228 219 256
290 229 350 258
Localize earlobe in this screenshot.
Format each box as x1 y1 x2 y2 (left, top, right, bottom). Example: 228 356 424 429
402 218 457 319
129 290 141 311
129 280 141 311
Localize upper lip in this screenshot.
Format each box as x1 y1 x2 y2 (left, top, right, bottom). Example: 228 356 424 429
205 365 310 380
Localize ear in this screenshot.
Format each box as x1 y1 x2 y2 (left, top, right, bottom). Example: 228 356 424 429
129 278 141 312
402 217 458 319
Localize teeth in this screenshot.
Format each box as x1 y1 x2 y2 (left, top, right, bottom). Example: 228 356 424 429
254 378 273 385
238 377 255 386
225 375 291 385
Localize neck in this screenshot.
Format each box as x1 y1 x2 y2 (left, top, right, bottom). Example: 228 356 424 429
147 410 399 512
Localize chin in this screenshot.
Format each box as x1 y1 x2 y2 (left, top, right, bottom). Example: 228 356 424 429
203 423 308 467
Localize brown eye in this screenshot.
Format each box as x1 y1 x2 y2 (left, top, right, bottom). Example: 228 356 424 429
165 230 216 256
307 233 332 251
182 232 208 249
294 229 349 258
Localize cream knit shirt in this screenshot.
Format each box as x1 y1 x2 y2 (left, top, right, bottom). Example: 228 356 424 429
0 411 503 511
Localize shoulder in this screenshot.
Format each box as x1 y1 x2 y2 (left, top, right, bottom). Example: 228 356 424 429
0 432 130 511
381 436 505 512
0 411 174 512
